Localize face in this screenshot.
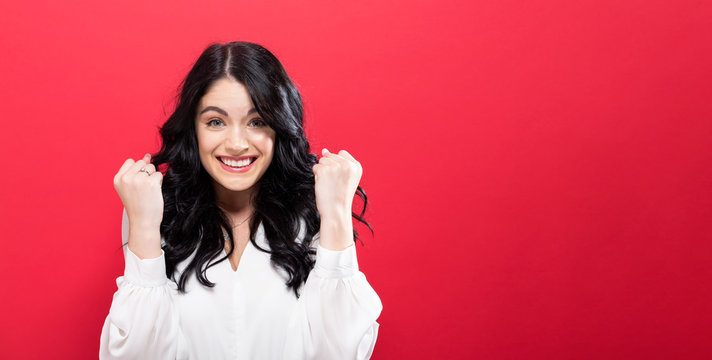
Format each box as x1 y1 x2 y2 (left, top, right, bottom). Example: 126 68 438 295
195 77 276 198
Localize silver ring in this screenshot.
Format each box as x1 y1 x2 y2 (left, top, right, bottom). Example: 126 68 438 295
138 167 152 176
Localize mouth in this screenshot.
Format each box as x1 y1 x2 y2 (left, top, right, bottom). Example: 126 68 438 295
218 156 256 168
217 156 257 173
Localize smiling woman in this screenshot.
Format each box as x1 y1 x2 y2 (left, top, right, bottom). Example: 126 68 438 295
100 42 382 359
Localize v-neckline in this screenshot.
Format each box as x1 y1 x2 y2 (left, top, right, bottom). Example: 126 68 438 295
223 240 250 274
221 222 263 274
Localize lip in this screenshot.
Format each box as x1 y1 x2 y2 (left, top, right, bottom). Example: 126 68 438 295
219 155 256 161
217 156 257 173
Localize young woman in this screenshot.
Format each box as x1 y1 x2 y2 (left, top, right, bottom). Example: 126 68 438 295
99 41 382 359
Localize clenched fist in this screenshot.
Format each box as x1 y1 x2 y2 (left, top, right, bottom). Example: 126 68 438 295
113 153 164 259
312 148 362 250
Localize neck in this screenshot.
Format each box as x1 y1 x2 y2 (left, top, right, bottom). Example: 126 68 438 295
212 181 257 221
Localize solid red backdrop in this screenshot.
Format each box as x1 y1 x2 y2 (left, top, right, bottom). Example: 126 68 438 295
0 0 710 359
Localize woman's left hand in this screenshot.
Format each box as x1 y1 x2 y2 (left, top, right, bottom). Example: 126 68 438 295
312 148 362 223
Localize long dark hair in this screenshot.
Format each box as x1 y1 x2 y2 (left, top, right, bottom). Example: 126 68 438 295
150 41 371 297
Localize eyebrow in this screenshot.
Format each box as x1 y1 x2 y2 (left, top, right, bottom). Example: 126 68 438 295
198 106 258 117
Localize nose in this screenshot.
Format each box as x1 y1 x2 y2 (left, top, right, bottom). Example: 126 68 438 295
225 126 249 152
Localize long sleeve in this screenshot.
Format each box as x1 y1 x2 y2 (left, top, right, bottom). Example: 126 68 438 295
284 243 383 360
99 208 185 360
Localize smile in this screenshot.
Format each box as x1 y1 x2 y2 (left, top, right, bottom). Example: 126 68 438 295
217 156 257 173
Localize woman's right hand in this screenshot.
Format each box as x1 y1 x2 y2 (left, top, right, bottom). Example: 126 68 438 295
113 153 164 258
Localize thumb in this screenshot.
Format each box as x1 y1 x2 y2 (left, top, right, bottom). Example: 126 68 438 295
312 163 319 180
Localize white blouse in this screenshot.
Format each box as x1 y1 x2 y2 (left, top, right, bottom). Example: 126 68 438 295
99 209 382 359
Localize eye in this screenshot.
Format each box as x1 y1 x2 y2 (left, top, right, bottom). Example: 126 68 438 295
207 118 224 127
248 118 266 128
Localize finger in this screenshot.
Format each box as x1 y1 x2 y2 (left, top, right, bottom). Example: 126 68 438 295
141 164 157 175
317 156 338 166
151 170 164 186
321 149 347 162
322 148 345 159
337 150 362 174
129 158 149 174
135 153 152 171
115 158 136 179
337 149 357 163
312 163 320 180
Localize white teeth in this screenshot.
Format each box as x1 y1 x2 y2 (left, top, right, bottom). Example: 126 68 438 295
220 157 253 168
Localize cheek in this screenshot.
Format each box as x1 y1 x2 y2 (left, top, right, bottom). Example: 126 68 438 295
196 132 217 161
266 139 276 162
266 138 275 154
253 132 275 154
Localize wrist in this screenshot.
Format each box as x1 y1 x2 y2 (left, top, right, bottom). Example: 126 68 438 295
128 223 162 259
319 216 354 251
129 219 161 232
319 204 352 223
127 243 163 260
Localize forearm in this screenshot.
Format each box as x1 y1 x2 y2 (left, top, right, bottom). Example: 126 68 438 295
128 222 163 259
319 209 354 251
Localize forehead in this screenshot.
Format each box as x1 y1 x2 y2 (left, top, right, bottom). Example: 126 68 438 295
197 78 254 114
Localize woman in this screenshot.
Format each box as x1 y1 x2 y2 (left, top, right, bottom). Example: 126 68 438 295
99 41 382 359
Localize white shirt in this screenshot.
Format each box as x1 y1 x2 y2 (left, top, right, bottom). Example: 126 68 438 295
99 209 382 359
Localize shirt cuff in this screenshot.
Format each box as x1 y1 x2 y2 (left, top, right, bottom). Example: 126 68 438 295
123 246 168 287
313 243 359 279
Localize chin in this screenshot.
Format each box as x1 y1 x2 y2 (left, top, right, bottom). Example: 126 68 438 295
214 179 259 194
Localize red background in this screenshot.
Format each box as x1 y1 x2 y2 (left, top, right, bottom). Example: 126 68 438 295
1 0 710 359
